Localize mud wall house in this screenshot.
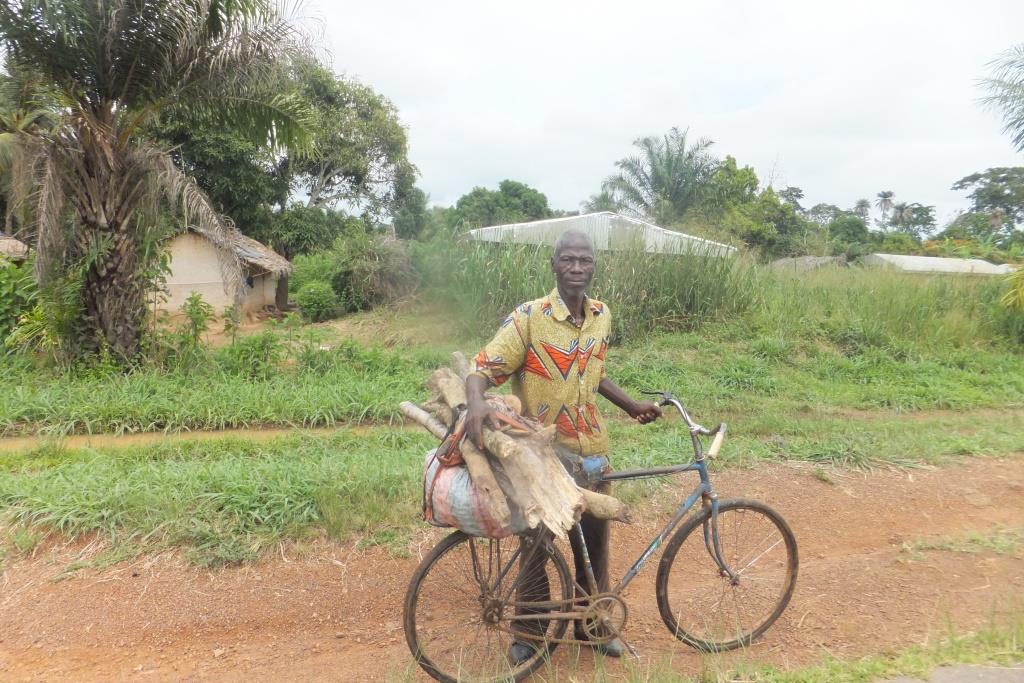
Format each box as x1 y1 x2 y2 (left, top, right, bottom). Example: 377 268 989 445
156 230 291 317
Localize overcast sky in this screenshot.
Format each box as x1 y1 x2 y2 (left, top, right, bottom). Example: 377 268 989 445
302 1 1024 226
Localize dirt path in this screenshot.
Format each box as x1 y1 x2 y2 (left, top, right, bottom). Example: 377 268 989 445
2 456 1023 682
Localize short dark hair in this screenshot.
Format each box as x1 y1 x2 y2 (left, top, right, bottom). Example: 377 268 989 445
553 229 595 258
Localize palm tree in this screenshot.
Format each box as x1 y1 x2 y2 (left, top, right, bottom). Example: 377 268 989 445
0 0 309 361
982 43 1024 152
875 191 895 222
601 127 718 225
853 198 871 222
890 202 912 230
581 190 620 213
982 44 1024 307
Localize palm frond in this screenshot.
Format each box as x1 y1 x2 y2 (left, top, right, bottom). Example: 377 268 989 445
131 141 244 301
981 44 1024 152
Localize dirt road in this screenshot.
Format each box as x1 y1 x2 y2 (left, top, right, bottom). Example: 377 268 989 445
2 456 1022 681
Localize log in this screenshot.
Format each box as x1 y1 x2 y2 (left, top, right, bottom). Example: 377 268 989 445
482 427 583 535
579 488 631 523
428 367 467 409
399 401 446 439
451 351 471 380
403 399 514 530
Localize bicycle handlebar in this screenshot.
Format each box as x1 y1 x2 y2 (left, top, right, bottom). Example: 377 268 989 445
641 389 727 461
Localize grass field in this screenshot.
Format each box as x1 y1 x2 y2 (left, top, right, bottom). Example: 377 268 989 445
1 263 1023 564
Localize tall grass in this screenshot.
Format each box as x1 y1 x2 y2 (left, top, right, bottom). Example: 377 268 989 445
415 240 757 342
416 238 1024 350
0 430 434 566
754 267 1023 352
0 338 444 436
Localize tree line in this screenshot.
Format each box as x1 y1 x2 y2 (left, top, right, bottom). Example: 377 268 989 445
0 1 1022 368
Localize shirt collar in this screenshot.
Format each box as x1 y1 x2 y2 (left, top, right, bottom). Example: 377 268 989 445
548 287 593 325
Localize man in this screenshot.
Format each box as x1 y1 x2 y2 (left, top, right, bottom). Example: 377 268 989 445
465 228 661 662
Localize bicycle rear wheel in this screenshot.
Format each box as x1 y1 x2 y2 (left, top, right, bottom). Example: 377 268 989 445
404 530 573 683
655 498 797 652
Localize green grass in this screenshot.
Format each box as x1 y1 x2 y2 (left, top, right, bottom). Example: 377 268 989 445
903 526 1024 558
0 429 435 566
0 338 445 436
0 402 1020 566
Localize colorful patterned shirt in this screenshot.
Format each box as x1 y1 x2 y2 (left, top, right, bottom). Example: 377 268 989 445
471 288 612 457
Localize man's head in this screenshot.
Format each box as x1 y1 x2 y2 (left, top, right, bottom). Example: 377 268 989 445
551 229 596 298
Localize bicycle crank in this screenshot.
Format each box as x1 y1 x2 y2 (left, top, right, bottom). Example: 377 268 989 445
581 594 628 644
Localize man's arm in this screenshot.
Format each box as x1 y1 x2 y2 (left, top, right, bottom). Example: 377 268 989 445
598 377 662 424
466 373 498 448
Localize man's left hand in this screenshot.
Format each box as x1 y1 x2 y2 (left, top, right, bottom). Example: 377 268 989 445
630 401 662 424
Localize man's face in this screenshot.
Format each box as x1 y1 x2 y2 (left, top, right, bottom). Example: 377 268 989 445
551 236 596 296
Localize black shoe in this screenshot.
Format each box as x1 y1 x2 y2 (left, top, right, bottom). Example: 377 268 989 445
574 627 625 658
508 641 536 666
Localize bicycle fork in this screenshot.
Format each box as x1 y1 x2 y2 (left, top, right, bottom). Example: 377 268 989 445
702 493 740 584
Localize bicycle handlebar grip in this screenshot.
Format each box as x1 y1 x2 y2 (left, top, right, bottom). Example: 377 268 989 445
707 424 727 459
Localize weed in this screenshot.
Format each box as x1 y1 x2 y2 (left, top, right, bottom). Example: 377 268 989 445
904 526 1024 558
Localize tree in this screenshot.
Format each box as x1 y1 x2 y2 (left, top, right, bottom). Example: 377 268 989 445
853 199 871 222
581 190 620 213
778 186 805 213
875 191 895 223
807 203 842 226
392 185 430 239
453 180 551 229
150 110 289 241
828 214 869 245
952 167 1024 245
0 0 308 361
602 127 719 225
286 60 415 219
699 156 759 216
982 44 1024 153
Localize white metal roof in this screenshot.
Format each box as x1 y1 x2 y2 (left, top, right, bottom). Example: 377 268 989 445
466 212 737 257
864 253 1015 276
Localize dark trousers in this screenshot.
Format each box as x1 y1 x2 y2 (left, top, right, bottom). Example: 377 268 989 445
515 481 611 638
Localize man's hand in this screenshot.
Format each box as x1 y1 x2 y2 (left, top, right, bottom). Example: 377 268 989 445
465 396 499 449
629 401 662 424
599 377 662 425
465 374 498 449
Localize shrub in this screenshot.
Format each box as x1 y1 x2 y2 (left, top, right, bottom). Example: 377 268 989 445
213 330 285 379
295 280 338 322
0 258 36 339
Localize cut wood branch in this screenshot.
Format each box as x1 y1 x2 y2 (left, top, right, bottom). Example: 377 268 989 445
403 364 630 537
399 401 446 440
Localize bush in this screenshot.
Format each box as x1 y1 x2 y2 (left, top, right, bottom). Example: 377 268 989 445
0 258 37 339
292 233 418 314
295 280 338 322
213 330 285 379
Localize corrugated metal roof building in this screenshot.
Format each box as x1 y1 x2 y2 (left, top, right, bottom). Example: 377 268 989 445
466 212 736 257
864 253 1016 276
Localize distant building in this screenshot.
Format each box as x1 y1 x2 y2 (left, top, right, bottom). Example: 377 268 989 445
466 212 737 257
156 230 291 317
863 253 1016 276
0 233 29 263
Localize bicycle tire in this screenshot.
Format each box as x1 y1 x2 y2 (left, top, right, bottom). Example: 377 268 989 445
655 498 798 652
404 530 574 683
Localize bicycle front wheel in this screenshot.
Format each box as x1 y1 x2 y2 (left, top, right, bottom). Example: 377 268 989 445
404 530 573 683
655 498 797 652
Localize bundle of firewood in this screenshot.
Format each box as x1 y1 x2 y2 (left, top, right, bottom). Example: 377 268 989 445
400 353 628 539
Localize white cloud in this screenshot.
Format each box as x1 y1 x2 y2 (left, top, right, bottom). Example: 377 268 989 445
303 0 1024 224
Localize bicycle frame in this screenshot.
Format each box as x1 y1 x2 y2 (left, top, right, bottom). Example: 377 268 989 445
498 392 737 629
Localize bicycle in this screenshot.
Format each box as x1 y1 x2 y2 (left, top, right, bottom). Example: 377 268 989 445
404 391 799 683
